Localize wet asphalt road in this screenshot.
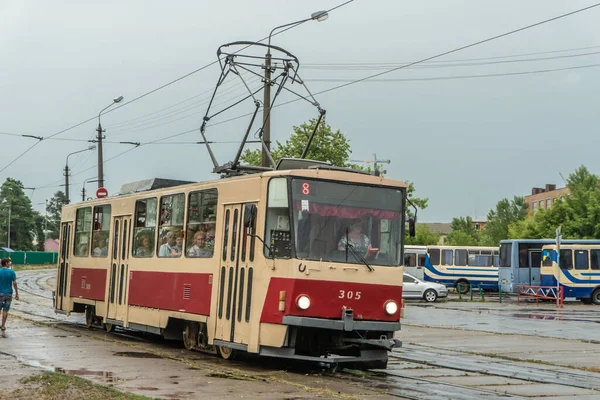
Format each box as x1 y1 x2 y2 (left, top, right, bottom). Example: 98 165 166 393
3 268 600 399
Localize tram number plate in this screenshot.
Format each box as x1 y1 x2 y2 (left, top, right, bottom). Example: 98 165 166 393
339 290 361 300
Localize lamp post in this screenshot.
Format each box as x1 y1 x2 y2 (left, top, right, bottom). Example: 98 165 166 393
65 145 96 204
82 178 100 201
97 96 124 190
261 11 328 167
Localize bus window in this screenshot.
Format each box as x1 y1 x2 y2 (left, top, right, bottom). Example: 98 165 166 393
91 205 111 258
186 189 217 258
542 250 553 266
418 254 426 266
74 207 92 257
404 253 416 266
591 250 600 270
429 249 440 265
133 198 157 258
442 249 453 266
455 249 467 266
157 194 185 258
575 250 589 270
499 243 511 267
560 249 573 270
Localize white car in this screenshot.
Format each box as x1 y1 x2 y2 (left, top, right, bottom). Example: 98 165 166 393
402 272 448 303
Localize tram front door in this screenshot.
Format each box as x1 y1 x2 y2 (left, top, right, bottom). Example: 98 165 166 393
105 215 132 328
55 222 73 312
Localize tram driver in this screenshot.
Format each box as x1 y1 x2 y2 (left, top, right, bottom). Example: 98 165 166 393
338 219 372 254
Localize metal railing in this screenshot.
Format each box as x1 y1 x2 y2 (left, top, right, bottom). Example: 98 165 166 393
516 285 564 308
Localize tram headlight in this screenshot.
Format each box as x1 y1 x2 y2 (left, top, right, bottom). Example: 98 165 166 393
296 295 311 310
384 300 398 315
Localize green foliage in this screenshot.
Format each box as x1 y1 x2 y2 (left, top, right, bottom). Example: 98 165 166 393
0 178 37 250
446 216 479 245
240 118 353 168
509 166 600 239
479 196 528 246
405 224 440 245
46 191 67 239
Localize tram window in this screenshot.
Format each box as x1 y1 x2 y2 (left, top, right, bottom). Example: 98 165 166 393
265 178 291 259
74 207 92 257
222 210 230 261
157 194 184 258
429 249 440 265
133 198 157 258
575 250 589 270
91 205 111 258
418 254 426 266
455 250 467 266
441 249 453 266
404 253 416 267
591 250 600 270
559 249 573 270
186 189 217 258
230 209 239 261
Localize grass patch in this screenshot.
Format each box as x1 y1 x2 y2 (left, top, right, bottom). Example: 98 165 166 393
13 264 56 272
17 372 155 400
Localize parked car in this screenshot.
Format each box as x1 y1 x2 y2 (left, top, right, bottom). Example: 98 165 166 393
402 272 448 302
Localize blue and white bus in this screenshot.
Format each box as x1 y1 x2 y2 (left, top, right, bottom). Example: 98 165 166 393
424 246 499 293
541 244 600 304
499 239 600 294
403 245 427 280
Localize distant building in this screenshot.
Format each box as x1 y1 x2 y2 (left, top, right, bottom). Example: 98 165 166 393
44 238 60 252
471 217 487 231
524 184 570 214
423 223 452 245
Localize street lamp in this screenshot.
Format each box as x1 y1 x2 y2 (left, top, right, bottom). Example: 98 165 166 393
261 11 328 167
65 145 96 204
97 95 124 190
82 177 100 201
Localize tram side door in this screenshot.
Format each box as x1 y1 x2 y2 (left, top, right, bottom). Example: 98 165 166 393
106 216 132 324
214 204 248 344
55 222 73 311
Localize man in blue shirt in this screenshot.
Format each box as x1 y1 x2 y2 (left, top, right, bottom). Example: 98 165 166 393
0 257 19 332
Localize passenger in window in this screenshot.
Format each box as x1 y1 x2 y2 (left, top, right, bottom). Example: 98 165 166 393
338 220 371 253
159 230 180 257
188 231 212 258
206 226 216 245
135 232 153 257
174 236 183 254
92 234 108 257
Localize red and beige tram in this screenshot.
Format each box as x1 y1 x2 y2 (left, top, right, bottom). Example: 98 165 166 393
54 166 408 368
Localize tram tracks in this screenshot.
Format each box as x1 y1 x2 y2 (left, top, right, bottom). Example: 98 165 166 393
15 269 600 400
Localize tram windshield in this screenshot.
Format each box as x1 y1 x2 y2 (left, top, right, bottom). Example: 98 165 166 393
286 178 405 266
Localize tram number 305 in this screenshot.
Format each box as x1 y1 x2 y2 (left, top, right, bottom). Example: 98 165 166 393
339 290 362 300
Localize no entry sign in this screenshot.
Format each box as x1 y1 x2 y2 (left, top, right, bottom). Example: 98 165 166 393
96 187 108 198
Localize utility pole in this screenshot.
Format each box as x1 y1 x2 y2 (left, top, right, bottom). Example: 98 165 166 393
349 153 391 176
261 53 272 168
64 164 70 204
44 199 48 242
7 204 11 249
97 122 104 189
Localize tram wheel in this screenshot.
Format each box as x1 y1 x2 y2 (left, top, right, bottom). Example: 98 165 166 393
456 280 470 294
592 288 600 305
217 345 237 360
182 323 199 351
104 322 115 333
85 306 95 329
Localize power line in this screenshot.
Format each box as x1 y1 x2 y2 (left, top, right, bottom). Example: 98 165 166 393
304 62 600 83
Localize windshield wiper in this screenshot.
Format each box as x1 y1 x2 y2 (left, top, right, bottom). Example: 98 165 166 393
345 243 374 272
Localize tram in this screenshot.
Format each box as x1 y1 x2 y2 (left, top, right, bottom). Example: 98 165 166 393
423 246 499 293
540 244 600 304
54 166 411 368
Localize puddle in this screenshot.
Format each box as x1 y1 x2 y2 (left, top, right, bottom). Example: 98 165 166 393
54 367 124 383
113 351 162 359
512 313 560 321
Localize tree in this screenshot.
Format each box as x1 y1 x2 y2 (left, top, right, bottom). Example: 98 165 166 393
509 166 600 239
0 178 37 250
46 190 67 240
445 216 479 245
479 196 528 246
240 118 353 168
405 224 440 245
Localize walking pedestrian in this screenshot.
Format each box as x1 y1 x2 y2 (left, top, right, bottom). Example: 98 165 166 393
0 257 19 333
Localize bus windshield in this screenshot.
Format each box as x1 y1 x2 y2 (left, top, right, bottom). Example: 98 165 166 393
290 178 404 266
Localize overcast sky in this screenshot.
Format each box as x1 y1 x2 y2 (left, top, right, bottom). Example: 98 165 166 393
1 0 599 222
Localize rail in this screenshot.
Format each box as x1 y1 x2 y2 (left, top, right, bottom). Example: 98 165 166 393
516 285 564 308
